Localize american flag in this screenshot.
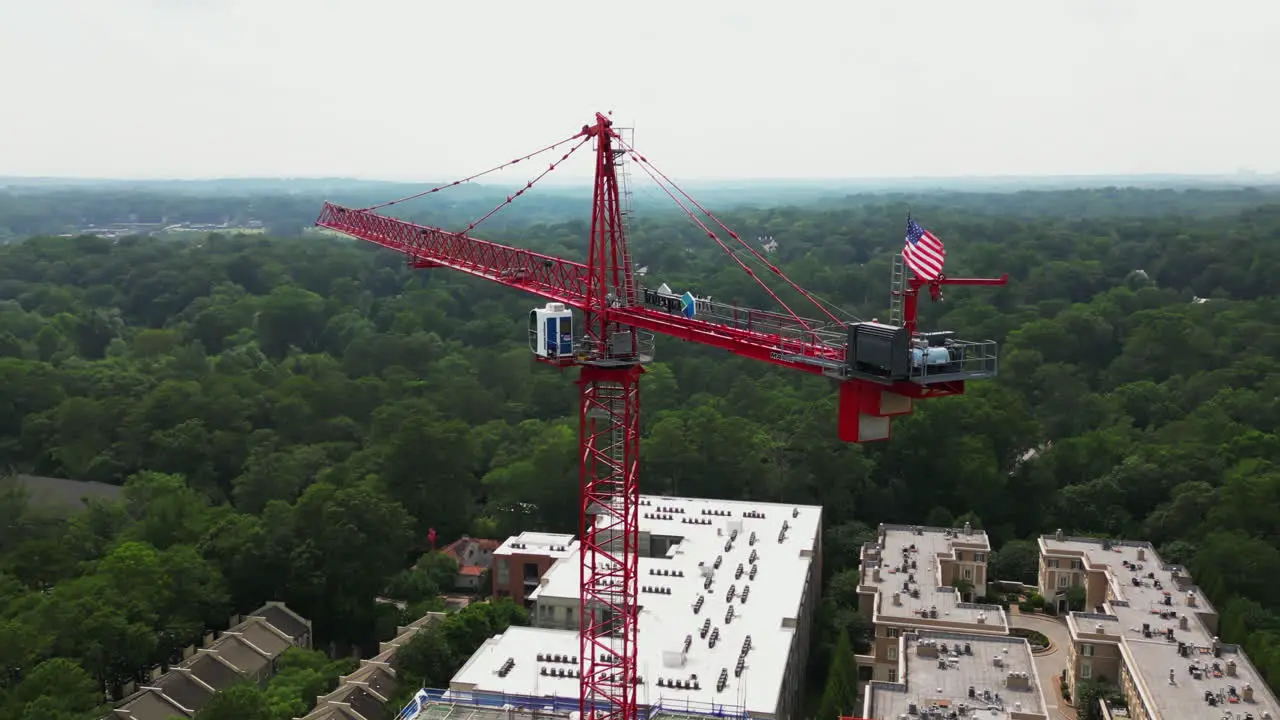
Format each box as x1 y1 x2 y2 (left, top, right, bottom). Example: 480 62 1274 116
903 218 946 280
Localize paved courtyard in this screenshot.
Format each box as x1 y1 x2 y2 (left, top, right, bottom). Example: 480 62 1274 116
1010 609 1077 720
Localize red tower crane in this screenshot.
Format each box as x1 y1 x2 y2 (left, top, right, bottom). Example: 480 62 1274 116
316 112 1007 720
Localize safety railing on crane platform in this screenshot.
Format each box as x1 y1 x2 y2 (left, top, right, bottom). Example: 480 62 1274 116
637 287 847 357
575 330 659 366
396 688 749 720
908 338 999 384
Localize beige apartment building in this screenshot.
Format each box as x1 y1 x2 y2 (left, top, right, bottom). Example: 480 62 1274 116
861 629 1050 719
1039 531 1280 719
856 523 1010 683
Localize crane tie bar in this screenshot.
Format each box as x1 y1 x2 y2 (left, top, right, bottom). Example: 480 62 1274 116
358 131 588 212
459 136 592 235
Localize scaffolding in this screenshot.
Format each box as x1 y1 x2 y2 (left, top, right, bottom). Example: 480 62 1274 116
397 689 747 720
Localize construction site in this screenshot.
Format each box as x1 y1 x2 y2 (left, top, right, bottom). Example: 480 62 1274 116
313 111 1008 720
307 112 1280 720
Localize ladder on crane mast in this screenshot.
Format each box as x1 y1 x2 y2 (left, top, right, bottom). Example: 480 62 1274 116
888 252 907 327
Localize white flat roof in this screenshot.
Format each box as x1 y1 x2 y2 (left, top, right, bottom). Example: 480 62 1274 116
1045 536 1280 720
867 631 1046 719
452 495 823 717
495 532 577 558
863 525 1008 632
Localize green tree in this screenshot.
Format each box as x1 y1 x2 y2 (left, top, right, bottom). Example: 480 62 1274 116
1072 679 1109 720
990 540 1040 585
192 682 272 720
3 657 104 720
816 630 859 719
394 625 456 690
286 481 415 644
260 648 356 720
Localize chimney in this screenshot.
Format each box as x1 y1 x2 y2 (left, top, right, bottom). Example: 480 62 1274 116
1096 623 1105 635
873 567 882 582
1227 660 1238 677
893 592 902 606
977 612 986 625
963 521 972 536
1243 683 1255 701
1179 615 1189 631
1137 547 1146 561
1055 528 1064 541
1187 591 1197 607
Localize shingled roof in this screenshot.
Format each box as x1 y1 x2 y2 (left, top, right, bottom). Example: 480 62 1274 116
296 611 445 720
7 474 123 517
110 602 312 720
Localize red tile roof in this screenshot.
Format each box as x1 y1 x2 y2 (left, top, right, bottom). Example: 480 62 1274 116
440 537 500 561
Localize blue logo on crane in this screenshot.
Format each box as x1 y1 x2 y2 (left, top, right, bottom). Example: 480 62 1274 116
680 291 697 319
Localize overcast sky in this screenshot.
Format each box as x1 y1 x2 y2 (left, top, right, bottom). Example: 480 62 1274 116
1 0 1276 182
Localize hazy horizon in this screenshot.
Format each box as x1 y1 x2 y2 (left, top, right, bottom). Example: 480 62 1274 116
3 171 1278 188
2 0 1277 182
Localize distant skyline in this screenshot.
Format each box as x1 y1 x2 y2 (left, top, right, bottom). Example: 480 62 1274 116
2 0 1277 182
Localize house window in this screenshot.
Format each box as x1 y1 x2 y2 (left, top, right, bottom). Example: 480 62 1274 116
885 627 901 639
1071 559 1083 570
974 553 986 563
963 568 973 581
1058 575 1069 588
496 558 510 586
888 669 897 683
1081 661 1093 679
1048 559 1060 569
887 646 898 661
1080 644 1094 657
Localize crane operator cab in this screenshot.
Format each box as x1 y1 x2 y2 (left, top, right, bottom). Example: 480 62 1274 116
529 303 574 360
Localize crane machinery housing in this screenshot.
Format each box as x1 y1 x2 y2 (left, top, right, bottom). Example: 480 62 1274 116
315 111 1008 720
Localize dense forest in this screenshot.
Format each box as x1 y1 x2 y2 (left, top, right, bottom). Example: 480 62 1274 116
1 185 1279 719
5 180 1279 242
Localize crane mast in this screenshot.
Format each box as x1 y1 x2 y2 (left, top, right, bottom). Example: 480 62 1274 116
314 112 1008 720
576 114 642 720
